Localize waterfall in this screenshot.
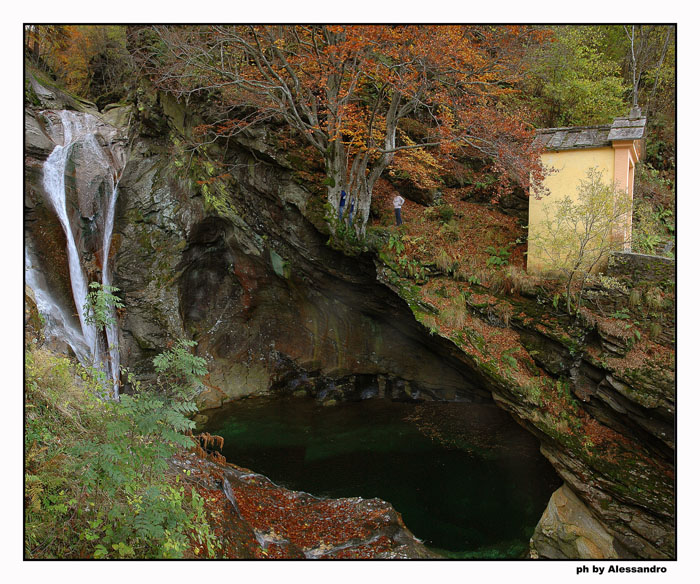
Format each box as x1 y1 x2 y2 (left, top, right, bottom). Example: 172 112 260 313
25 248 92 363
41 112 97 356
31 109 124 398
102 183 121 398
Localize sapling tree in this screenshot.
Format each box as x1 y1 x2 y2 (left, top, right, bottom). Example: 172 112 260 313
83 282 124 396
153 339 208 401
529 167 632 314
69 339 215 558
83 282 124 330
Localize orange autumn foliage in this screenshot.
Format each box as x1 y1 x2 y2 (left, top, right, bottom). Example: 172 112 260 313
140 25 550 232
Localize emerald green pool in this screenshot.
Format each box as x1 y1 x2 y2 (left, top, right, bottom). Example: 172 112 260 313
201 397 560 558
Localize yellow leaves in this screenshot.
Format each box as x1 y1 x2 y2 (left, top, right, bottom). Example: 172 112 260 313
25 474 44 512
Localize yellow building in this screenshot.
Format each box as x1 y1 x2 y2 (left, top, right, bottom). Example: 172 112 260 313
527 110 646 273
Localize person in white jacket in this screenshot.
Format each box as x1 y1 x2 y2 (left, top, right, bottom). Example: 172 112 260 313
393 193 405 226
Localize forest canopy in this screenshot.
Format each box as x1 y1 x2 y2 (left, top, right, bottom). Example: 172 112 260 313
24 24 675 234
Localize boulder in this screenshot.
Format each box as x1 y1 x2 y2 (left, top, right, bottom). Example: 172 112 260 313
530 484 620 559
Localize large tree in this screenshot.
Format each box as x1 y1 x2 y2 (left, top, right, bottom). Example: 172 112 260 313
524 26 629 127
137 25 548 233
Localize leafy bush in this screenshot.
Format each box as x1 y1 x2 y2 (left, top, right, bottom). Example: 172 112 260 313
528 167 633 313
632 197 674 256
485 245 510 268
387 233 405 254
84 282 124 329
395 256 427 282
25 342 219 559
153 339 208 399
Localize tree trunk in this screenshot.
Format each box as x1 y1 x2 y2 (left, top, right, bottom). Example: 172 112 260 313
325 140 347 226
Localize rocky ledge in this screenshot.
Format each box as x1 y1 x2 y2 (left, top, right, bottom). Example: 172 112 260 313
173 452 437 559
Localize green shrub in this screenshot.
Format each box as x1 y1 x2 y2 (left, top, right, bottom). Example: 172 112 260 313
438 205 455 223
25 342 219 559
84 282 124 329
485 245 510 267
632 195 675 256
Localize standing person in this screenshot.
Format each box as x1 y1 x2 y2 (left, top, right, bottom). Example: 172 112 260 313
393 192 406 226
338 190 347 221
347 197 355 227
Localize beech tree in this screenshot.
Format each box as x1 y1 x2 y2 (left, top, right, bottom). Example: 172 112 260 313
138 25 549 234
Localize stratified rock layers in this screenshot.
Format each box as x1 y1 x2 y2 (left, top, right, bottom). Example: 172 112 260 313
24 72 674 559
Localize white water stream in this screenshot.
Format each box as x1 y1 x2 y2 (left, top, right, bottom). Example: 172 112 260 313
25 248 91 364
30 110 124 398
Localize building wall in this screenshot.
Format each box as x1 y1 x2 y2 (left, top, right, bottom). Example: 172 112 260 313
613 142 638 250
527 147 615 273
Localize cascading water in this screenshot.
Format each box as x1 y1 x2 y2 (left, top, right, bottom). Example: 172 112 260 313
101 183 121 397
41 112 97 357
25 248 92 363
30 109 125 398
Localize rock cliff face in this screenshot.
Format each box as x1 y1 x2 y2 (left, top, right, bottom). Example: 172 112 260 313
24 71 674 560
110 99 493 409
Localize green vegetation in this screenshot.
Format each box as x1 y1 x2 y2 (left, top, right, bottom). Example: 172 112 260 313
26 25 133 105
526 26 628 127
485 246 510 268
84 282 123 330
632 164 675 256
24 24 675 559
170 137 239 221
528 168 633 313
25 338 218 559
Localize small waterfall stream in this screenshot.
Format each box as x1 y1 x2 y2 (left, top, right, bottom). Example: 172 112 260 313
30 109 126 397
41 112 98 356
25 248 92 363
101 183 121 397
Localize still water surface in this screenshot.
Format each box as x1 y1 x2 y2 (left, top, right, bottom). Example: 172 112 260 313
201 397 561 558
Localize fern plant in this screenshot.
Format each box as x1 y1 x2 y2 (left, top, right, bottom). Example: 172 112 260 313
153 339 208 400
485 246 510 267
37 341 216 559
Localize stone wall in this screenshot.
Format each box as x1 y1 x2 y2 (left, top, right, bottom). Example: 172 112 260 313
607 252 675 288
